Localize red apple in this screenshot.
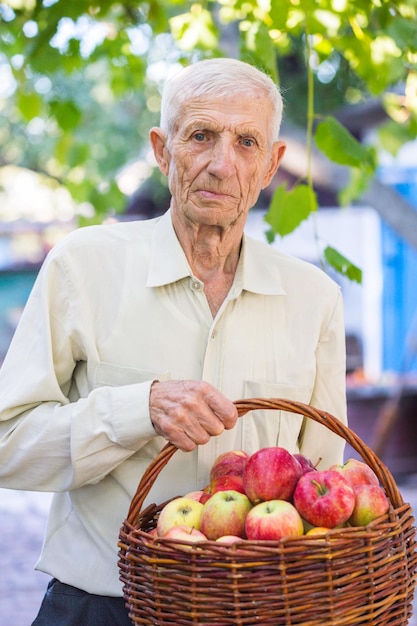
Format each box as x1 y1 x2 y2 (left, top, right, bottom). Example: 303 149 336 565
293 453 317 475
245 500 304 540
209 450 250 481
293 470 355 528
200 475 246 504
156 497 204 537
200 490 252 540
349 484 390 526
162 525 208 550
329 458 379 489
243 447 303 504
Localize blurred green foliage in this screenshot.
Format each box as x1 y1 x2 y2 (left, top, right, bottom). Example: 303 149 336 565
0 0 416 279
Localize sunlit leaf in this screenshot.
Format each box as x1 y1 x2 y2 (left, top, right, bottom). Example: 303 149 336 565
264 183 317 236
170 6 218 51
336 34 406 95
16 90 43 121
315 116 376 171
240 21 278 83
324 246 362 284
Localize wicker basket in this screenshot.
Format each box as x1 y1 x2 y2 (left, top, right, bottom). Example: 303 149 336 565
118 397 417 625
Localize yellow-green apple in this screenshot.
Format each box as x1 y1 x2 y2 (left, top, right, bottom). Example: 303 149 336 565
243 447 303 504
293 453 317 476
200 490 252 540
156 497 204 537
162 525 208 550
329 458 379 489
293 470 355 528
209 450 250 481
245 500 304 540
200 474 246 504
349 484 389 526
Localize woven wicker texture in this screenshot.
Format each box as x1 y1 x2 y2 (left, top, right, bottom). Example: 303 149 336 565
118 397 417 625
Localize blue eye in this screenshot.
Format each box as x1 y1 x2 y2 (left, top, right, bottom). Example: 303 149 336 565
241 137 255 147
193 132 206 142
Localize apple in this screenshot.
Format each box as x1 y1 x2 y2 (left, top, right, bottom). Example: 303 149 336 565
329 458 379 489
293 470 355 528
243 447 303 504
349 484 390 526
156 497 204 537
184 490 205 502
293 453 318 475
162 525 208 550
200 475 246 504
305 526 331 536
200 490 252 540
215 535 244 545
209 450 250 481
245 500 304 540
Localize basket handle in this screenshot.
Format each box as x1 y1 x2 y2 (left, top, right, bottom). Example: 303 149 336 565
126 397 404 525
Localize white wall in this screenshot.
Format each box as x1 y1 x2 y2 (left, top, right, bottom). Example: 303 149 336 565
245 206 383 380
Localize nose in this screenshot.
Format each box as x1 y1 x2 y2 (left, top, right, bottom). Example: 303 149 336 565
207 137 236 179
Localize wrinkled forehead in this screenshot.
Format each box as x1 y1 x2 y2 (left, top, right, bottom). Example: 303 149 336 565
171 93 276 144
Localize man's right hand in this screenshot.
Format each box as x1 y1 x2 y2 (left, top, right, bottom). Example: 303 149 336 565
149 380 238 452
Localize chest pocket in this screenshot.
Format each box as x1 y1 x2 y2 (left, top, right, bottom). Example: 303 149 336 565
241 380 313 454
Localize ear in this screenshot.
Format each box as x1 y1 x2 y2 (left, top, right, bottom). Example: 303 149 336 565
262 140 286 188
149 127 170 176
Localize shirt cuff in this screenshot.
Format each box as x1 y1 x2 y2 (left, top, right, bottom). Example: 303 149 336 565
105 379 157 449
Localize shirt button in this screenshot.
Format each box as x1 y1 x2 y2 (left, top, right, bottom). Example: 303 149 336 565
190 278 202 291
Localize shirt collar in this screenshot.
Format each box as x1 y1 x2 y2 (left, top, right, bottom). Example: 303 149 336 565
236 234 287 296
147 209 286 297
147 210 191 287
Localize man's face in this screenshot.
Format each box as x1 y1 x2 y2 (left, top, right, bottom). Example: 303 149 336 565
152 93 285 230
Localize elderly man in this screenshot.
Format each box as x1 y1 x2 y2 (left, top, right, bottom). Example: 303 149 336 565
0 58 347 625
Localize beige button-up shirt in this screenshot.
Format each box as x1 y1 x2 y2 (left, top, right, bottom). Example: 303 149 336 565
0 210 346 595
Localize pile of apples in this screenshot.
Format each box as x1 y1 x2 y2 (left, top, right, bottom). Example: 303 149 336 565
152 447 390 546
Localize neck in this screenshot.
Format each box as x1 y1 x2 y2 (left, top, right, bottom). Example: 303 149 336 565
172 212 244 317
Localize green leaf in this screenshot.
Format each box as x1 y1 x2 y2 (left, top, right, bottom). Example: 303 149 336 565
240 21 278 83
387 17 417 50
335 34 406 95
324 246 362 284
265 183 317 236
50 99 82 132
17 90 43 121
338 166 375 206
378 119 417 156
269 0 290 30
89 181 125 215
170 7 218 51
315 117 376 171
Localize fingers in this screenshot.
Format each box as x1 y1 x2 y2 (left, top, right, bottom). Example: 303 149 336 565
205 388 238 430
149 380 238 452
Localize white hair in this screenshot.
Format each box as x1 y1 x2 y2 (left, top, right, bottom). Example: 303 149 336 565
159 58 283 143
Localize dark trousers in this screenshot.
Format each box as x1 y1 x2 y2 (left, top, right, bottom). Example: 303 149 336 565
31 578 133 626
